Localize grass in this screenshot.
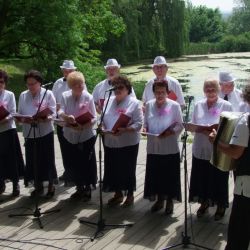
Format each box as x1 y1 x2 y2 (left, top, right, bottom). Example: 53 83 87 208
0 58 33 99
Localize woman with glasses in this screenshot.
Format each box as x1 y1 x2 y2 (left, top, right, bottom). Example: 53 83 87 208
102 75 143 207
189 79 232 220
18 70 57 198
143 80 183 215
0 69 24 197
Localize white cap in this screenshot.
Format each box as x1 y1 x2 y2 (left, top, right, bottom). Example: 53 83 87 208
152 56 168 67
219 71 236 84
104 59 121 69
60 60 77 70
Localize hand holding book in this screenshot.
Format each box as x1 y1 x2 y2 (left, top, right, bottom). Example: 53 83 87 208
184 122 218 133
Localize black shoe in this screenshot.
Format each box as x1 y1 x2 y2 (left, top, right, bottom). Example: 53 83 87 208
214 206 226 221
82 190 91 202
59 174 65 181
46 186 55 199
70 189 84 200
197 202 209 218
165 199 174 215
30 187 44 197
0 181 6 195
12 183 20 197
151 200 164 213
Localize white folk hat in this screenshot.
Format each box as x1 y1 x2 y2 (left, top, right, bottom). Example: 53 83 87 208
104 59 121 69
60 60 77 70
152 56 168 67
219 71 236 84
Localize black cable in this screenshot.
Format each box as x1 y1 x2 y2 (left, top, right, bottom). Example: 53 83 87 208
0 237 67 250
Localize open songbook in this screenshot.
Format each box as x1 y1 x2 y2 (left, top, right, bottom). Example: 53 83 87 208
103 113 131 133
74 111 94 125
13 107 53 123
0 105 10 121
141 122 177 137
184 122 218 133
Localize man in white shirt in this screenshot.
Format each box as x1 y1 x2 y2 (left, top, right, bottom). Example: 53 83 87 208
209 114 250 250
52 60 77 183
92 58 136 114
142 56 185 107
218 71 242 111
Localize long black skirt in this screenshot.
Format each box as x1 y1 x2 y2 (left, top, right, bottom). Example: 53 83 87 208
103 144 139 193
0 129 25 183
189 156 229 207
144 153 181 202
65 136 97 187
24 132 57 183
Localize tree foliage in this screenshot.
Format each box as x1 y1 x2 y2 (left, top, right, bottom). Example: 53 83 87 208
188 5 225 43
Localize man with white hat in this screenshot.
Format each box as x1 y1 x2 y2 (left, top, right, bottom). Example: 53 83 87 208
52 60 87 184
218 71 242 111
142 56 185 107
92 58 136 114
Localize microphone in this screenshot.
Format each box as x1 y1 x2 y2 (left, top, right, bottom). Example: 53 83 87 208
105 86 117 92
185 95 194 102
42 82 53 88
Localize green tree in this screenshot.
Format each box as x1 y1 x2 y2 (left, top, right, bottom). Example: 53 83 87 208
188 5 225 43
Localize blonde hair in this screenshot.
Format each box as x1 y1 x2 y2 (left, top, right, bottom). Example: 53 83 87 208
203 78 220 93
67 71 85 89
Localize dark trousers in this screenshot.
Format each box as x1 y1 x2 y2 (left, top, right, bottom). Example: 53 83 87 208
225 194 250 250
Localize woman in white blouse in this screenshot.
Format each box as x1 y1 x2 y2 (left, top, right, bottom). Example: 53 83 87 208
18 70 57 198
102 75 143 206
189 79 232 220
143 80 183 214
0 70 24 197
58 71 97 201
239 83 250 113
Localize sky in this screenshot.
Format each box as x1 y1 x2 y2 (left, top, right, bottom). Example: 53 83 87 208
190 0 236 12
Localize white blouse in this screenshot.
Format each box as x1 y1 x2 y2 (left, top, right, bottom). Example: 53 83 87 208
18 88 56 138
219 88 242 111
239 102 250 112
142 76 185 106
230 113 250 198
92 79 136 107
0 90 16 133
192 97 232 160
58 90 96 144
103 95 143 148
144 99 183 155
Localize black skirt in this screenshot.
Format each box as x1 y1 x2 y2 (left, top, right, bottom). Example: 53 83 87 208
0 129 25 182
103 144 139 193
144 153 181 202
65 136 97 187
189 156 229 207
24 132 57 183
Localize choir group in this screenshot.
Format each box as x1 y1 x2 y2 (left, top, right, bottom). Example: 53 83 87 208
0 56 249 250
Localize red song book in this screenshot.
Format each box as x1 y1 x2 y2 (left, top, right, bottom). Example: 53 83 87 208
0 105 10 121
112 113 131 133
168 91 177 101
184 122 218 133
75 111 94 125
33 107 53 119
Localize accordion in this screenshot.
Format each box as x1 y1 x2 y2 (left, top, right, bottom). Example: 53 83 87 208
210 111 244 172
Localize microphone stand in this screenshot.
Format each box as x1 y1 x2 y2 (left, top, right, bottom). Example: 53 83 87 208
163 96 213 250
79 89 133 241
9 85 60 229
